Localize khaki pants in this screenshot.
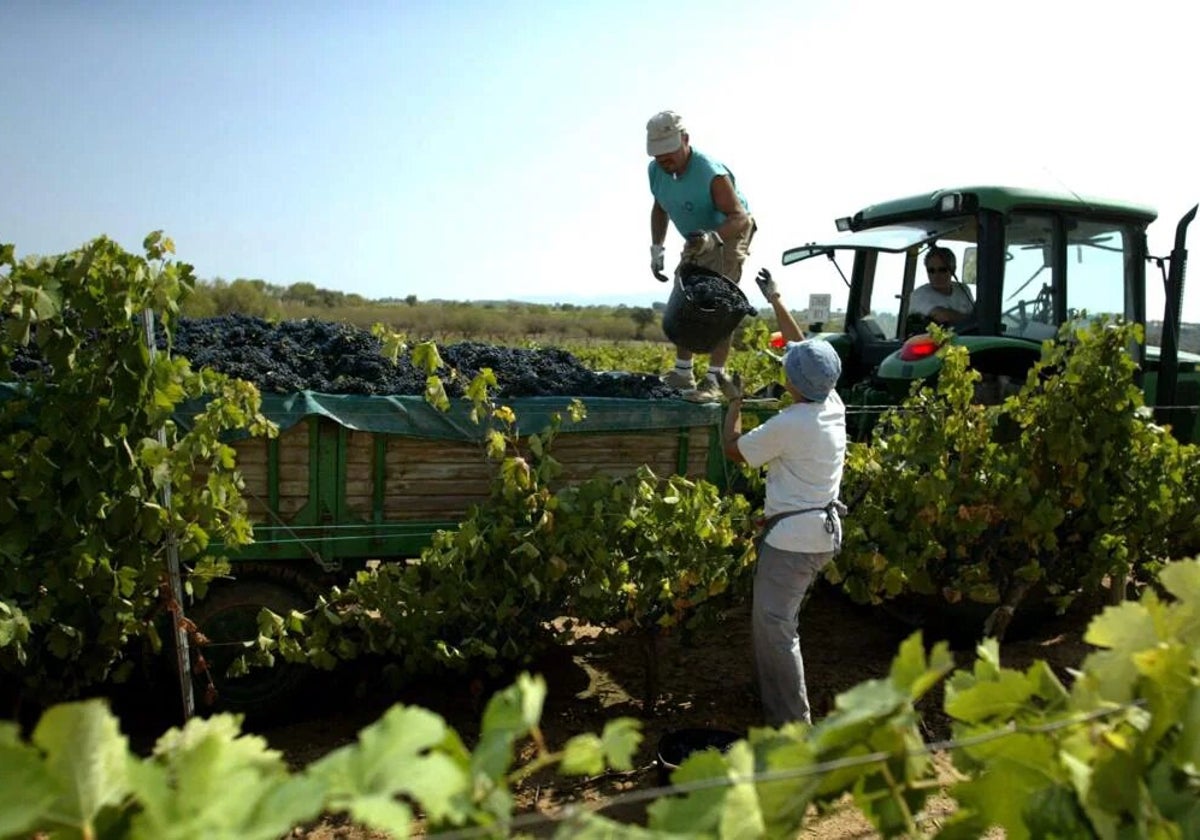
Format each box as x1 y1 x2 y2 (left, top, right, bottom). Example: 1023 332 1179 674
679 216 756 283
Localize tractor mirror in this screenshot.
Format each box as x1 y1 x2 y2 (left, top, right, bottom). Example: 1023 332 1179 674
963 247 978 285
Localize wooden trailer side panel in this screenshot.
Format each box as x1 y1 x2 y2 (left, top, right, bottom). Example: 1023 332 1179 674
341 425 718 522
230 421 312 524
220 415 722 563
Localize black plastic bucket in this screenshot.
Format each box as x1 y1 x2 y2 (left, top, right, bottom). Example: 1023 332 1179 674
656 727 742 786
662 267 757 354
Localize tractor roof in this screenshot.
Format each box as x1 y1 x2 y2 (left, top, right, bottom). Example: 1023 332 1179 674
849 185 1158 230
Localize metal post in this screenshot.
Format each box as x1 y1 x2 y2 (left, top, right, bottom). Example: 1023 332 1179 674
1155 205 1197 434
141 309 195 721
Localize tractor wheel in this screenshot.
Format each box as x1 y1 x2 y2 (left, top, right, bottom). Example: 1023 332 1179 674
188 575 315 719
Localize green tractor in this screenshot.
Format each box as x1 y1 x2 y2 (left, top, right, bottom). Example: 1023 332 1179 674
779 186 1197 441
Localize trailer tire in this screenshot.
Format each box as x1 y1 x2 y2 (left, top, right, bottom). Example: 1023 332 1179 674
189 576 314 719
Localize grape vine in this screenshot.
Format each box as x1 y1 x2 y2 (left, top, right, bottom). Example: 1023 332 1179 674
835 320 1200 637
0 234 273 711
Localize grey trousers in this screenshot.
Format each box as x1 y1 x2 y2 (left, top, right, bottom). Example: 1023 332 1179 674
752 542 834 727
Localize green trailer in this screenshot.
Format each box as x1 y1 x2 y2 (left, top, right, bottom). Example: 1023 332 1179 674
205 392 730 573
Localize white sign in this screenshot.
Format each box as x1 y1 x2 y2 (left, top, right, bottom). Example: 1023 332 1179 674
808 293 831 324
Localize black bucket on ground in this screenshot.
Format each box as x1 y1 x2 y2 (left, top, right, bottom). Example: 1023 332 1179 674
656 727 742 786
662 267 757 354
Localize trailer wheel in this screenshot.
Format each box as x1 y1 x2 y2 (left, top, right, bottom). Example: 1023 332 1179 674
189 577 314 718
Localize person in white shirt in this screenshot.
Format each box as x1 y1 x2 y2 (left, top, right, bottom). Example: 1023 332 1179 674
909 245 974 325
721 268 847 726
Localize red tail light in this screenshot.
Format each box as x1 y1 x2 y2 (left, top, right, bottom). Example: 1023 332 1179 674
898 335 939 362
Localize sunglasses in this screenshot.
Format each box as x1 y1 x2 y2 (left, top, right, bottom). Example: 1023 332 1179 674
926 266 951 275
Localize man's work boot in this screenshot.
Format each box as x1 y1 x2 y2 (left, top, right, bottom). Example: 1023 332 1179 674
683 376 722 403
661 369 696 390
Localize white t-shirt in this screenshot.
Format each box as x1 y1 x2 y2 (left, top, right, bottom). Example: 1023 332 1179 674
735 391 847 552
909 283 975 317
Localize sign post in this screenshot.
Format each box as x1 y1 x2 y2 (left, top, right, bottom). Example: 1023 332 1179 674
807 293 832 326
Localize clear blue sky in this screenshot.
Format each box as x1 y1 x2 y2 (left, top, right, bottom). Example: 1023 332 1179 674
1 0 1196 312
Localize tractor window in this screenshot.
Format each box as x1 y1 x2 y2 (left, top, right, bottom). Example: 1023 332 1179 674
905 240 976 336
1001 213 1058 340
868 250 910 338
782 252 851 332
1065 219 1135 325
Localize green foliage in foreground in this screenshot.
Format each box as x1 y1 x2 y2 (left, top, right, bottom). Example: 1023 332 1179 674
7 559 1200 839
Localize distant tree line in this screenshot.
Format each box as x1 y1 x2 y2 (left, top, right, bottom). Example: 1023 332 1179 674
181 277 671 343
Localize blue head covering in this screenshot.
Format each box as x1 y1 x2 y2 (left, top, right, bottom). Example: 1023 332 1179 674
783 339 841 401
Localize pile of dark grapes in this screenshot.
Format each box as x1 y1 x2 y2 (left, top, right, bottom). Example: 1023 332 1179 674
165 316 424 396
160 315 679 399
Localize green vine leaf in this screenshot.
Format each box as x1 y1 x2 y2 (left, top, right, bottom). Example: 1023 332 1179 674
411 340 443 374
32 700 131 836
127 714 325 840
308 704 471 832
645 748 733 833
0 722 60 838
600 718 642 771
560 734 605 777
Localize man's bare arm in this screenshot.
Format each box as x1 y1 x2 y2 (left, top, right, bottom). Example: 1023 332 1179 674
772 296 806 342
928 306 969 324
722 397 746 463
758 278 806 343
710 175 750 243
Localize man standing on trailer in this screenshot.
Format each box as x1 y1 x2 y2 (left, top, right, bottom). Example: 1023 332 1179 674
646 110 756 402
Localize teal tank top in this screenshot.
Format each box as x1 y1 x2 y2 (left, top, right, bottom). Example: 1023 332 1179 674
648 149 749 236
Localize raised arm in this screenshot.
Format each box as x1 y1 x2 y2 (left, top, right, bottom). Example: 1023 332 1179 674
755 269 805 342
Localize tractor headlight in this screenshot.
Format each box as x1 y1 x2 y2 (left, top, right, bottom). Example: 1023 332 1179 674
938 192 963 213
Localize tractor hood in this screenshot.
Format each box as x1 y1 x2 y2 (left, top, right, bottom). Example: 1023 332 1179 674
876 336 1200 385
782 219 967 265
875 334 1039 383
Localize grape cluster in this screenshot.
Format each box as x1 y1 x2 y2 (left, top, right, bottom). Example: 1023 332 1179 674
681 271 757 316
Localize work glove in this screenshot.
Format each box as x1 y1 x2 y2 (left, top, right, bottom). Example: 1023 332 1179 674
682 230 723 258
651 243 668 281
719 371 744 402
755 267 779 302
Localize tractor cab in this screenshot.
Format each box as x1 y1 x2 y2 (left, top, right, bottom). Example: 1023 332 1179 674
780 186 1196 441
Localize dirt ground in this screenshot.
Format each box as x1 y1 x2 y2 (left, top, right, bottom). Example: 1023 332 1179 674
231 582 1097 839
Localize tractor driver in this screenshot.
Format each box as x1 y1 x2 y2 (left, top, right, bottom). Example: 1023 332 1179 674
909 246 975 325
